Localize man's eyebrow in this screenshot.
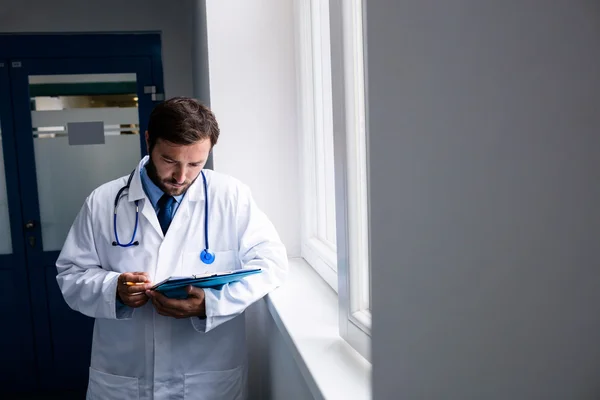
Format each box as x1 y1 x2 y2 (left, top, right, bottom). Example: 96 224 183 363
159 155 205 164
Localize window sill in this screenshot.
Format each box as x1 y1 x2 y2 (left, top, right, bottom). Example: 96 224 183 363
265 257 372 400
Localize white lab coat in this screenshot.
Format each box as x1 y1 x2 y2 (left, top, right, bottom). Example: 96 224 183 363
56 156 288 400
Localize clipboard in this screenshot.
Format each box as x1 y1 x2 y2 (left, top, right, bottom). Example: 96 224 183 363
151 268 262 299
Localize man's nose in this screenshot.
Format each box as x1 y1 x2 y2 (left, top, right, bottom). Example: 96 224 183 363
173 168 186 183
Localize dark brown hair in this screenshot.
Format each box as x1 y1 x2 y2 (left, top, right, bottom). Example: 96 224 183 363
147 97 219 152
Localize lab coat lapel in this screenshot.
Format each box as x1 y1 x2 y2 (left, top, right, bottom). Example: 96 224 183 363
125 158 165 238
141 199 164 237
165 197 190 237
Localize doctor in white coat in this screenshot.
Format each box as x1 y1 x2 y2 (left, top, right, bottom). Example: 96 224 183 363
56 97 288 400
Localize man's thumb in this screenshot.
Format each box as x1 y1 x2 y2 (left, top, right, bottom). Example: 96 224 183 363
187 285 204 298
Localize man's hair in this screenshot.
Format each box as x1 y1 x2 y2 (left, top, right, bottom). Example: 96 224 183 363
147 97 220 152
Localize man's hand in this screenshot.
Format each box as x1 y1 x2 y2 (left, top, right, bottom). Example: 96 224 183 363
117 272 153 308
146 286 206 319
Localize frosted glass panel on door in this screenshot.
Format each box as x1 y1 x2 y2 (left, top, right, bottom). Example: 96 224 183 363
30 73 142 251
0 126 13 255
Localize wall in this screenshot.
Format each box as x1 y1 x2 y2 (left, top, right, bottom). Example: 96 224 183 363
246 299 315 400
0 0 194 99
191 0 214 169
203 1 305 399
0 0 304 397
367 1 600 399
204 0 301 257
191 0 211 106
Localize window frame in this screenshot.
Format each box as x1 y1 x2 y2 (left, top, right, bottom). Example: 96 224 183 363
328 0 371 361
296 0 339 292
294 0 371 362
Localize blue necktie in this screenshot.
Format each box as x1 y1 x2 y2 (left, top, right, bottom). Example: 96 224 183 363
157 194 175 234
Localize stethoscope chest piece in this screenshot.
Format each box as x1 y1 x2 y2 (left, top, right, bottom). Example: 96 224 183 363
200 249 215 264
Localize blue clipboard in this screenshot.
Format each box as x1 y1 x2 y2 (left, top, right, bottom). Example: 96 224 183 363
151 268 262 299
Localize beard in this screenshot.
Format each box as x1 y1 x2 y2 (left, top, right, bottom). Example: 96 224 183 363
146 157 194 196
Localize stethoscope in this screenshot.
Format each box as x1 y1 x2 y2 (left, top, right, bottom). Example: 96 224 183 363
112 169 215 264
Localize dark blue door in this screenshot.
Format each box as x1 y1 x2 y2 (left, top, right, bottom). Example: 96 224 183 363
0 60 37 393
7 56 156 394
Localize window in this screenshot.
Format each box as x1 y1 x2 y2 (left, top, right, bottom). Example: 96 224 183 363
296 0 338 291
295 0 371 362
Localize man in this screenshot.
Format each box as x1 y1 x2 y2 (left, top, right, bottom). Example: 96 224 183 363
56 97 288 400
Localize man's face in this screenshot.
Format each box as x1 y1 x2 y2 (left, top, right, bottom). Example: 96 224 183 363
145 132 211 196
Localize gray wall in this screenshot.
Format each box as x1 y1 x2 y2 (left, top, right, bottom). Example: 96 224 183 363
191 0 211 105
367 1 600 399
191 0 213 169
247 300 314 400
0 0 194 99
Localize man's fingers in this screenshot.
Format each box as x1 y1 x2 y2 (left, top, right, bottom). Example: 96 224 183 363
130 299 149 308
125 290 147 297
124 293 146 300
149 291 174 307
151 296 188 317
119 294 146 311
121 274 150 283
126 283 153 294
147 290 197 319
151 296 168 311
153 301 175 317
159 297 186 312
186 285 198 296
159 293 189 310
187 286 205 299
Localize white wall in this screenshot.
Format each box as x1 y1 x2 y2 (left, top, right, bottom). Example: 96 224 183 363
204 0 301 257
367 1 600 399
0 0 194 99
203 2 305 399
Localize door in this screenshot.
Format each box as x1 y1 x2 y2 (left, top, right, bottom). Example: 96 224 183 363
0 61 37 392
9 57 156 392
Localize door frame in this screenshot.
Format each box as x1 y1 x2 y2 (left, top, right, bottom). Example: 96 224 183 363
0 59 37 391
0 33 165 393
0 33 164 87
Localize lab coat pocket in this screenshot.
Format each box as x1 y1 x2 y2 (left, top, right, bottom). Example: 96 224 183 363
184 365 245 400
87 367 139 400
181 250 240 275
